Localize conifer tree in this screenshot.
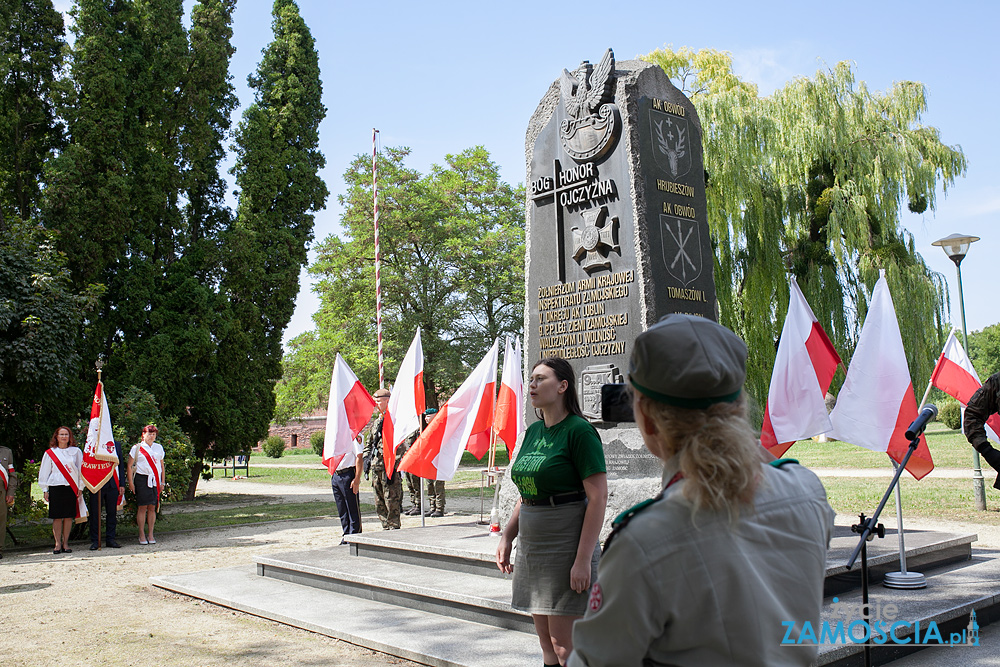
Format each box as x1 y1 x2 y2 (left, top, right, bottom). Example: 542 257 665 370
0 0 67 224
204 0 326 489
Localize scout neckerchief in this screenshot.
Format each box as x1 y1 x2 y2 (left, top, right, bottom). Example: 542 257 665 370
46 448 80 495
138 444 163 500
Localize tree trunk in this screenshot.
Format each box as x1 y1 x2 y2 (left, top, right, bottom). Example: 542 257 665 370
184 459 202 501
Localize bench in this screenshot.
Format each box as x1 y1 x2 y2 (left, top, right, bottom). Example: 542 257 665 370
211 454 250 478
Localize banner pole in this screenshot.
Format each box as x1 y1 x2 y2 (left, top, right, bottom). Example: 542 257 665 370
373 129 384 389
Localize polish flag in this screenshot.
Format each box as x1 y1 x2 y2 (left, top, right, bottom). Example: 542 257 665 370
82 381 119 492
398 339 499 481
829 273 934 480
761 278 842 457
494 337 525 458
383 329 425 478
323 354 377 474
930 330 1000 442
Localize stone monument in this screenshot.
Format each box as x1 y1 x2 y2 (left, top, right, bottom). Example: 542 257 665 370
499 49 717 533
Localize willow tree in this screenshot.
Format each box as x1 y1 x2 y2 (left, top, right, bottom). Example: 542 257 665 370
643 47 967 409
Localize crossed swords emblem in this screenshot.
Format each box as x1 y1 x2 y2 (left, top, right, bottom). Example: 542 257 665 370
662 217 701 285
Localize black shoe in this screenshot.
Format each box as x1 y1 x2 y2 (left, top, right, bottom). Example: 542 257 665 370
107 540 121 548
62 547 72 553
53 548 60 554
0 552 4 559
430 510 444 518
339 539 348 545
90 544 99 551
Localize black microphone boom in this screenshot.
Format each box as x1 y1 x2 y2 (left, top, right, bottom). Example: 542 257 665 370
905 404 938 440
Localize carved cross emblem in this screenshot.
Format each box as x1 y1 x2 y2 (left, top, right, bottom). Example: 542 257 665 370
572 206 620 273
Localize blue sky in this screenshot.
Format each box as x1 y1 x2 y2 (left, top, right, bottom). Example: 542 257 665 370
56 1 1000 344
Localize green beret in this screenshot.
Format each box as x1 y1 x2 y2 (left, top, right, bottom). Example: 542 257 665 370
629 314 747 409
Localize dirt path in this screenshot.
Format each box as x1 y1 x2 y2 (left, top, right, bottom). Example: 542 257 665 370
3 475 998 667
0 477 486 667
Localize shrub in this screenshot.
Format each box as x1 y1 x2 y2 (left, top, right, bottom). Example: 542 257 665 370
112 385 197 505
263 435 286 458
310 430 325 456
938 399 962 431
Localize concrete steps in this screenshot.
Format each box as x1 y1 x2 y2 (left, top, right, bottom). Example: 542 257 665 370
152 519 1000 667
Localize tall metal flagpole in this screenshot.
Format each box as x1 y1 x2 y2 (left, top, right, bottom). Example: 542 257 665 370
373 129 384 389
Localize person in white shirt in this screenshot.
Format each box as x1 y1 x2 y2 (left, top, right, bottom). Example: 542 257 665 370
127 425 165 545
38 426 84 554
331 435 364 544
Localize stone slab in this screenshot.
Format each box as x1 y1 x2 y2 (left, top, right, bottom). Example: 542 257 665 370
815 550 1000 665
151 565 541 667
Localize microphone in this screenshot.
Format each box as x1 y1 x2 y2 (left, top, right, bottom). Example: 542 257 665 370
905 404 938 440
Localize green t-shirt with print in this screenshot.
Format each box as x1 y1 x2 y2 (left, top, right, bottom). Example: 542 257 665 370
510 414 606 500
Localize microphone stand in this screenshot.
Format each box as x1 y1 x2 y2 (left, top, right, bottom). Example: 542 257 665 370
845 435 922 667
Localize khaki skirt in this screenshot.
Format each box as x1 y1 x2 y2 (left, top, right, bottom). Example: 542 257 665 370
511 500 600 616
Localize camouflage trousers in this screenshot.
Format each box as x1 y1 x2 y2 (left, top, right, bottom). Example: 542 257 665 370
426 480 445 513
372 467 402 529
405 472 420 509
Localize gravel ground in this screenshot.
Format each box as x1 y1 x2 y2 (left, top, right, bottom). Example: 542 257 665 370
2 473 998 667
0 475 494 667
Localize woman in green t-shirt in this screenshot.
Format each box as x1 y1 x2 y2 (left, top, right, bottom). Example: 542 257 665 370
496 357 607 667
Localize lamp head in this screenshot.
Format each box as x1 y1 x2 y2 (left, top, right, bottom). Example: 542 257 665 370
932 233 980 266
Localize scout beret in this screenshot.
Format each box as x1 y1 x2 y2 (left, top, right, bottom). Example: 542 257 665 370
629 313 747 409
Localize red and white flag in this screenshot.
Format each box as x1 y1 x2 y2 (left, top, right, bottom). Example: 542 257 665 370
930 330 1000 443
383 329 425 477
399 339 499 481
761 278 842 457
82 381 119 492
493 336 525 458
323 354 377 474
829 273 934 479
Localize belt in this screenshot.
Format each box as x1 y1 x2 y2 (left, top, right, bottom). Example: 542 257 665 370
521 491 587 507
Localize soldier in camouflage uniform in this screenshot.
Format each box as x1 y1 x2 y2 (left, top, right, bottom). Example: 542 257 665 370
363 388 402 529
420 408 445 516
401 428 422 516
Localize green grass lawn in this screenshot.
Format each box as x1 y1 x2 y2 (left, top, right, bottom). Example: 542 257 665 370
786 422 975 470
822 476 1000 525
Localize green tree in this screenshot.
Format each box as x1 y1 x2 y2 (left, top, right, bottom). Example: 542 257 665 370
968 324 1000 381
0 220 99 465
643 47 967 410
0 0 67 225
195 0 327 495
276 146 524 422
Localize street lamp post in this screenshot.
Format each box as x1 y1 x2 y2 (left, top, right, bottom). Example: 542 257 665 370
932 233 984 510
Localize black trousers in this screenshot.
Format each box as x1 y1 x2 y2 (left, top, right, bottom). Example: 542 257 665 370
88 482 120 544
331 467 362 535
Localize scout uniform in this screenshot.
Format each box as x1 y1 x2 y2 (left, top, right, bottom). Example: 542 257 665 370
0 446 17 558
568 314 835 667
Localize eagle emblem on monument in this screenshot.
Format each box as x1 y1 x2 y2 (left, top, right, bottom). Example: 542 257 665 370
559 48 620 162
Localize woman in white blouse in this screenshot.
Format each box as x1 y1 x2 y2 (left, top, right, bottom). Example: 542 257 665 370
38 426 84 554
128 425 165 545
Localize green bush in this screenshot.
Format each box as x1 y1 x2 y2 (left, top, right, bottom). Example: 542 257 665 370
310 430 325 456
938 399 962 431
112 385 197 505
263 435 286 458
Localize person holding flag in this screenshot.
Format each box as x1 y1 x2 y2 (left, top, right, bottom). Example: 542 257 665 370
88 441 125 550
965 372 1000 488
363 389 403 530
0 444 18 559
128 425 165 545
323 353 377 543
38 426 85 554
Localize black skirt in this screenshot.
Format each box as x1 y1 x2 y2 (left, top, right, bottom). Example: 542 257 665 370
48 485 77 519
134 474 158 506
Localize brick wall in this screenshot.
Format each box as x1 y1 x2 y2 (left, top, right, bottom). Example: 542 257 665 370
257 414 328 452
